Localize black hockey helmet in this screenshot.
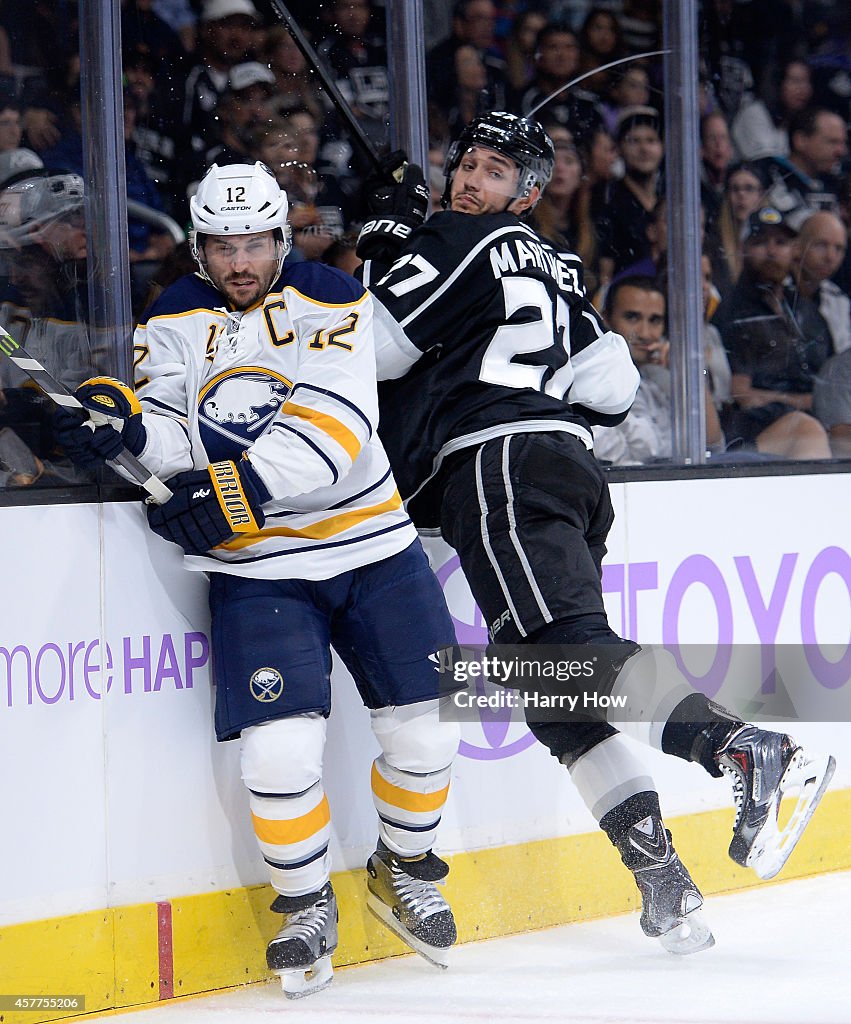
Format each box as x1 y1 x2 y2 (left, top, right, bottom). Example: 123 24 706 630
442 111 555 209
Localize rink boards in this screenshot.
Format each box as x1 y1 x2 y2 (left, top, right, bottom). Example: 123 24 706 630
1 473 851 1022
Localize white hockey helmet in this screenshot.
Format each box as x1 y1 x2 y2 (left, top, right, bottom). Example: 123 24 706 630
190 161 291 283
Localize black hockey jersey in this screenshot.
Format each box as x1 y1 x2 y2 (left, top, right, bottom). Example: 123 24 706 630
364 211 639 522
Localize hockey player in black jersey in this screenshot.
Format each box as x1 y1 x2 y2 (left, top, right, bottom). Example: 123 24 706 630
358 111 836 950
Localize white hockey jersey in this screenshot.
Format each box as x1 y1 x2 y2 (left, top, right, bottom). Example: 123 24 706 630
132 263 416 580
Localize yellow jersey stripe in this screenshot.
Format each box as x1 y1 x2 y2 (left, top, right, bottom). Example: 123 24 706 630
251 795 330 846
370 763 450 814
218 491 403 549
282 401 362 461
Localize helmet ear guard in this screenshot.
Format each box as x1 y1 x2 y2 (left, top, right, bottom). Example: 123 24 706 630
442 111 555 211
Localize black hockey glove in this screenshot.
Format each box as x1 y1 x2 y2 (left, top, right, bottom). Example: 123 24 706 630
146 458 270 556
53 376 147 470
356 149 429 262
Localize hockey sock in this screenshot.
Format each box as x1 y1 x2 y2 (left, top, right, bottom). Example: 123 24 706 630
661 693 744 778
371 755 451 857
599 790 664 865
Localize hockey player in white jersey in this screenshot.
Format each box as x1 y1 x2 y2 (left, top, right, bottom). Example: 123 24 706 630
358 112 836 947
54 161 461 997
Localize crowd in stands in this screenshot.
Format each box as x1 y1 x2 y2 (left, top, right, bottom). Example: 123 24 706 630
1 0 851 488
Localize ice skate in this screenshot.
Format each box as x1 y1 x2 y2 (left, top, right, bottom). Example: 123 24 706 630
715 726 836 880
366 839 457 968
619 815 715 955
266 883 338 999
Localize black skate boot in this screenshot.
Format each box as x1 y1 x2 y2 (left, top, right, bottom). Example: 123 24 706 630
266 882 338 998
618 815 715 955
366 838 457 968
715 726 836 880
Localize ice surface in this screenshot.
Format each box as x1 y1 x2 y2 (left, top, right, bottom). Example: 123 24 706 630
90 871 851 1023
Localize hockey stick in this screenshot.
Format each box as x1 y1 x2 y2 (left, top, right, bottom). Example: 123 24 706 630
0 326 172 505
527 50 671 117
266 0 384 174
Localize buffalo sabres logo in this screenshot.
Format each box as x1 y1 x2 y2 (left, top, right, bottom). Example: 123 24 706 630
198 368 292 463
250 667 284 703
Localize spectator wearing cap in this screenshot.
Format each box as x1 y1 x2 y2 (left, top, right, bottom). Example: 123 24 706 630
181 0 263 167
760 107 847 231
594 104 664 286
712 206 832 459
517 24 603 148
0 148 43 190
0 171 102 486
188 61 276 193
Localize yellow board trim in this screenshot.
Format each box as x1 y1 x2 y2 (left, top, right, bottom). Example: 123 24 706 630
250 794 330 845
282 401 362 461
2 788 849 1024
370 762 450 814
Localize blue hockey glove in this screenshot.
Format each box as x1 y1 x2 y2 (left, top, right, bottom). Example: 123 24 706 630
357 149 429 262
53 376 147 469
146 458 270 556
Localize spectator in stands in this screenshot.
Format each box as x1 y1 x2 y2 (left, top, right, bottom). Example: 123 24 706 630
592 275 724 465
503 8 547 94
123 47 184 218
248 114 350 261
700 110 734 229
40 84 175 312
0 95 22 155
263 25 326 123
576 7 624 100
151 0 198 54
0 147 42 190
761 107 847 230
0 170 96 487
706 161 766 299
196 61 276 175
317 0 390 150
600 64 651 136
322 231 362 275
121 0 186 74
518 23 602 147
429 44 490 148
530 125 598 287
731 58 813 161
580 124 619 191
426 0 509 116
182 0 262 165
712 206 832 459
607 195 675 298
812 348 851 457
793 211 850 355
595 105 663 286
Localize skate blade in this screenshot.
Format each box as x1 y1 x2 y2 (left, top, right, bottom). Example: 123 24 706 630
659 910 715 956
747 753 836 880
276 954 333 999
366 892 451 969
